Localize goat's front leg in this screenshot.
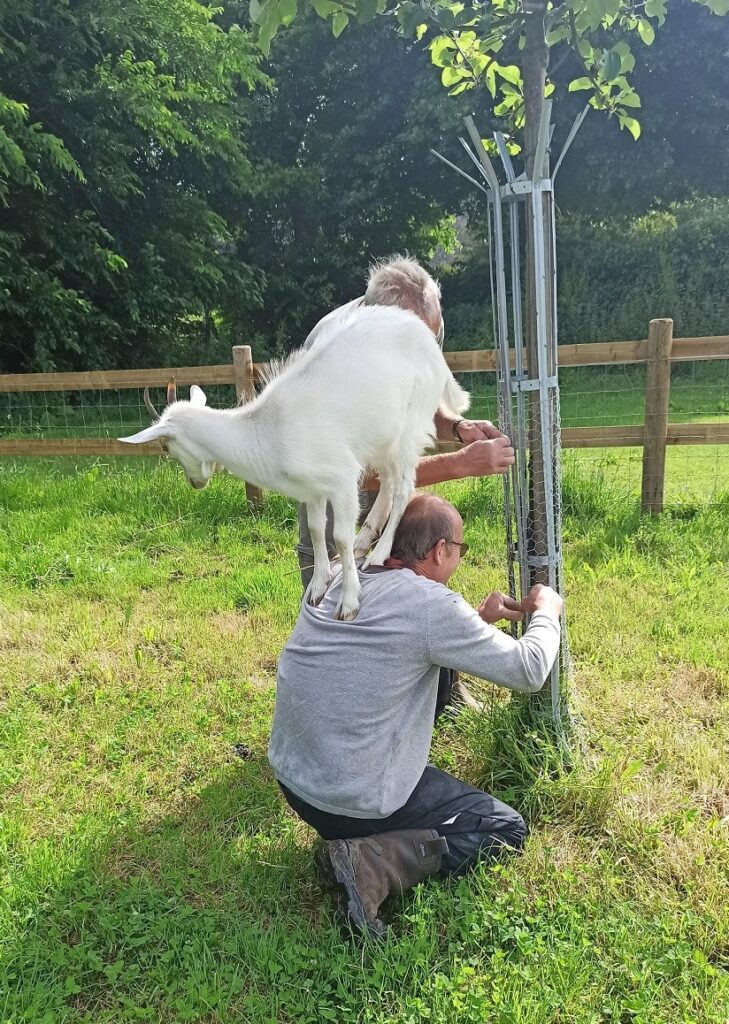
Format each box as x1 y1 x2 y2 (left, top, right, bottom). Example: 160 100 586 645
329 488 361 621
305 497 332 606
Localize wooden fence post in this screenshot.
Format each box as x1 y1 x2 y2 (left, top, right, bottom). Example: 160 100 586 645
641 318 673 514
232 344 263 508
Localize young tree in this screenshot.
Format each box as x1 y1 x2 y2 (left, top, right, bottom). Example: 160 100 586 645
250 0 728 159
250 0 728 728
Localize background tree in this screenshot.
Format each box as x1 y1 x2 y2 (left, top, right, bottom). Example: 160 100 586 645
251 0 729 180
0 0 263 372
224 13 477 355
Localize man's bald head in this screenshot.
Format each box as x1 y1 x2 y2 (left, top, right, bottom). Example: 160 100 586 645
389 494 462 566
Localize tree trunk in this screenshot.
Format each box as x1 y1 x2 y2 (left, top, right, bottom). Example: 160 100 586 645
521 1 569 726
523 1 549 177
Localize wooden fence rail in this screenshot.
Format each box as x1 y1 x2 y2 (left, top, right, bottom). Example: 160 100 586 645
1 322 728 513
2 333 729 394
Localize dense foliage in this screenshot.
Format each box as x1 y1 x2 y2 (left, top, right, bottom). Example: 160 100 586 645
0 0 263 373
441 199 729 351
250 0 729 154
232 16 476 356
0 0 728 371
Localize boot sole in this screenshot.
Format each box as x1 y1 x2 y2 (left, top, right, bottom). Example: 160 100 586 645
328 842 387 940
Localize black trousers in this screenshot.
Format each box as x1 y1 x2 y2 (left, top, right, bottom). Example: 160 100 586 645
280 765 527 876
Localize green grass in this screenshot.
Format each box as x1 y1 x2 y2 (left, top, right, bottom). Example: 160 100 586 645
1 460 728 1023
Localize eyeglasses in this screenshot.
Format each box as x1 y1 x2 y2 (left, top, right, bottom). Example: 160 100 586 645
446 538 469 556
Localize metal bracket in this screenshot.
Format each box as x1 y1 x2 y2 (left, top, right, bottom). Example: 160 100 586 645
430 148 489 196
526 553 560 568
500 178 552 198
510 374 558 394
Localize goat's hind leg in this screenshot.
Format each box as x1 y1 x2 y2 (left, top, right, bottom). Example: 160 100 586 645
353 471 393 558
363 461 416 568
329 486 361 621
305 497 332 606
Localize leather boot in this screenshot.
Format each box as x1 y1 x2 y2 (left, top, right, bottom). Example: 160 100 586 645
322 829 449 937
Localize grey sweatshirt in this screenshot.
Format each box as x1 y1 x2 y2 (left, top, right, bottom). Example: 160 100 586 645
268 564 560 819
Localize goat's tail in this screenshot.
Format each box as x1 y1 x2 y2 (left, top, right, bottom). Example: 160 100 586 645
440 370 470 418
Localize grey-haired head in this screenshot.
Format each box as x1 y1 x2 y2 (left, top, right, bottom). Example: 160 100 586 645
364 256 444 344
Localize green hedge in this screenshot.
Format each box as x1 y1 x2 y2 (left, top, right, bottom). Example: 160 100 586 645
441 198 729 351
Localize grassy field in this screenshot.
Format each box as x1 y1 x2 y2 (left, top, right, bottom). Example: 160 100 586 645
1 459 728 1023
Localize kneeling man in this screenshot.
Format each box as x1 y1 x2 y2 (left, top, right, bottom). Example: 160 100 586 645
268 494 563 936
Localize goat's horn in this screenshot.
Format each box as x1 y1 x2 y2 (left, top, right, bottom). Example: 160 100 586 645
143 387 160 421
167 378 177 406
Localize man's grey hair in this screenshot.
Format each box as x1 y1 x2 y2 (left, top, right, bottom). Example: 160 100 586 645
390 497 457 565
364 256 442 338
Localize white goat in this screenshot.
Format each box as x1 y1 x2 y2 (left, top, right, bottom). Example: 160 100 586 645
119 305 469 619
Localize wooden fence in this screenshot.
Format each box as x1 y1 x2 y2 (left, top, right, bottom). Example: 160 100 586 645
1 318 728 513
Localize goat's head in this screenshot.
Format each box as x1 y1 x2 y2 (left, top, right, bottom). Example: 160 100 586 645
118 380 217 489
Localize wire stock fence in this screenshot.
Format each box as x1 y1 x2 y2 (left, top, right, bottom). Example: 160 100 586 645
1 322 728 512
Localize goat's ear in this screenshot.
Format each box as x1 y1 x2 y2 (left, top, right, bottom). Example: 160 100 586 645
189 385 207 407
118 424 169 445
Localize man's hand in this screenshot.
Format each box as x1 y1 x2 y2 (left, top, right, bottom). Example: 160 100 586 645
521 584 564 619
478 584 564 624
457 436 515 477
456 419 505 444
478 592 525 624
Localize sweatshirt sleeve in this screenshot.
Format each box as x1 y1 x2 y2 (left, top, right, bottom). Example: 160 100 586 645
424 586 561 693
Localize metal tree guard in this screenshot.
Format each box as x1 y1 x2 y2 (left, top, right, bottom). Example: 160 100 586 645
433 101 588 734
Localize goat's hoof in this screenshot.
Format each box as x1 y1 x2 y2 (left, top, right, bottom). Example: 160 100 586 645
335 603 359 621
307 584 328 606
353 532 373 558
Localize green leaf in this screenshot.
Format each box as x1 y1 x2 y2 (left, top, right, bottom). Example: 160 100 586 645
249 0 263 24
568 77 593 92
251 0 278 29
546 24 569 46
278 0 297 25
355 0 380 23
441 65 467 87
584 0 605 30
434 7 456 30
617 89 641 108
312 0 337 17
332 9 349 36
396 0 422 35
637 18 655 44
256 0 284 54
699 0 729 13
495 64 521 85
611 42 635 73
645 0 668 22
620 114 641 140
603 49 621 81
430 35 457 68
